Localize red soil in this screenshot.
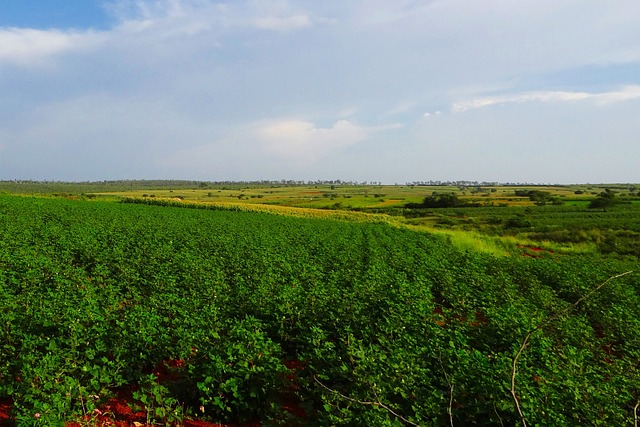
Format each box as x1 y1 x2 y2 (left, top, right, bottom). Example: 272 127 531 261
0 359 306 427
518 245 556 258
432 306 489 328
0 399 11 423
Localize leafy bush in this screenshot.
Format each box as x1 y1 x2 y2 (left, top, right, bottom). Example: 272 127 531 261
186 317 288 423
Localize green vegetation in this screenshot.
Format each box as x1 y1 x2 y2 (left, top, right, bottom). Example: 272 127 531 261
6 180 638 258
589 188 619 210
406 192 470 208
403 203 640 257
0 192 638 426
513 190 564 206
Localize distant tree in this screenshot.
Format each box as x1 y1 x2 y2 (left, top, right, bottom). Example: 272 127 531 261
514 189 561 206
504 214 533 229
420 192 463 208
588 189 617 210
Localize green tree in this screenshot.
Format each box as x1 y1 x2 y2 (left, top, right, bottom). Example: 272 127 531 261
588 188 617 210
420 192 463 208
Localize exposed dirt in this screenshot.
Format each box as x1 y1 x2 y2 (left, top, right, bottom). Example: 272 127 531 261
0 359 306 427
518 245 556 258
0 400 11 423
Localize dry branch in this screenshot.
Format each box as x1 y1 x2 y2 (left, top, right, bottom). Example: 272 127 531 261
313 375 421 427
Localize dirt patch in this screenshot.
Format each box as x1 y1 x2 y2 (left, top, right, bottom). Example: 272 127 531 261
0 359 306 427
518 245 555 258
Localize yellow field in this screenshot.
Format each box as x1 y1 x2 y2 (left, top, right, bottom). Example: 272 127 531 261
122 196 394 224
95 184 595 210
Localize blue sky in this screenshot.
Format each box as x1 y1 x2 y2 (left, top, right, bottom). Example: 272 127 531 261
0 1 110 29
1 0 639 183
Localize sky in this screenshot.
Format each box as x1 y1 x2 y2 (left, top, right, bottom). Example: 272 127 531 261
1 1 639 184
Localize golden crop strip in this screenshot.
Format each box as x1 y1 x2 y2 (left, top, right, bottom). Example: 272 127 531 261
124 197 393 224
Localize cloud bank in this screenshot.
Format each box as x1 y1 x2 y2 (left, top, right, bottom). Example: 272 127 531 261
1 0 640 183
453 86 640 112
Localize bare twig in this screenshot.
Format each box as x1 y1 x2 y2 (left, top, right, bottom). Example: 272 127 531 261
634 399 639 427
510 271 634 427
493 404 506 427
447 383 454 427
437 350 455 427
313 375 421 427
446 382 454 427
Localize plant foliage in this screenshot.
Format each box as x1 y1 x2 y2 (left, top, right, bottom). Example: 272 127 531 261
0 194 638 425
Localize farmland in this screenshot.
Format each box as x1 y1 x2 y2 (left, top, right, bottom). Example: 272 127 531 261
5 180 640 258
0 182 639 426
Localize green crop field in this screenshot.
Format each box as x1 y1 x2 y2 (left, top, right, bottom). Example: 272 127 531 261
0 185 639 426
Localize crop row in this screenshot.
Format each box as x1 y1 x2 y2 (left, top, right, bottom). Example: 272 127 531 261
0 195 638 426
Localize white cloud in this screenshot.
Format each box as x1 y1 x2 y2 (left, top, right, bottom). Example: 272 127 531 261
383 100 421 117
152 118 371 180
0 0 318 68
452 86 640 113
259 119 368 163
107 0 222 38
2 1 640 182
0 28 103 66
107 0 316 34
252 14 312 31
423 111 442 118
105 0 200 23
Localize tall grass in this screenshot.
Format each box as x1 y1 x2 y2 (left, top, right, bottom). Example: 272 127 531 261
396 221 511 256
